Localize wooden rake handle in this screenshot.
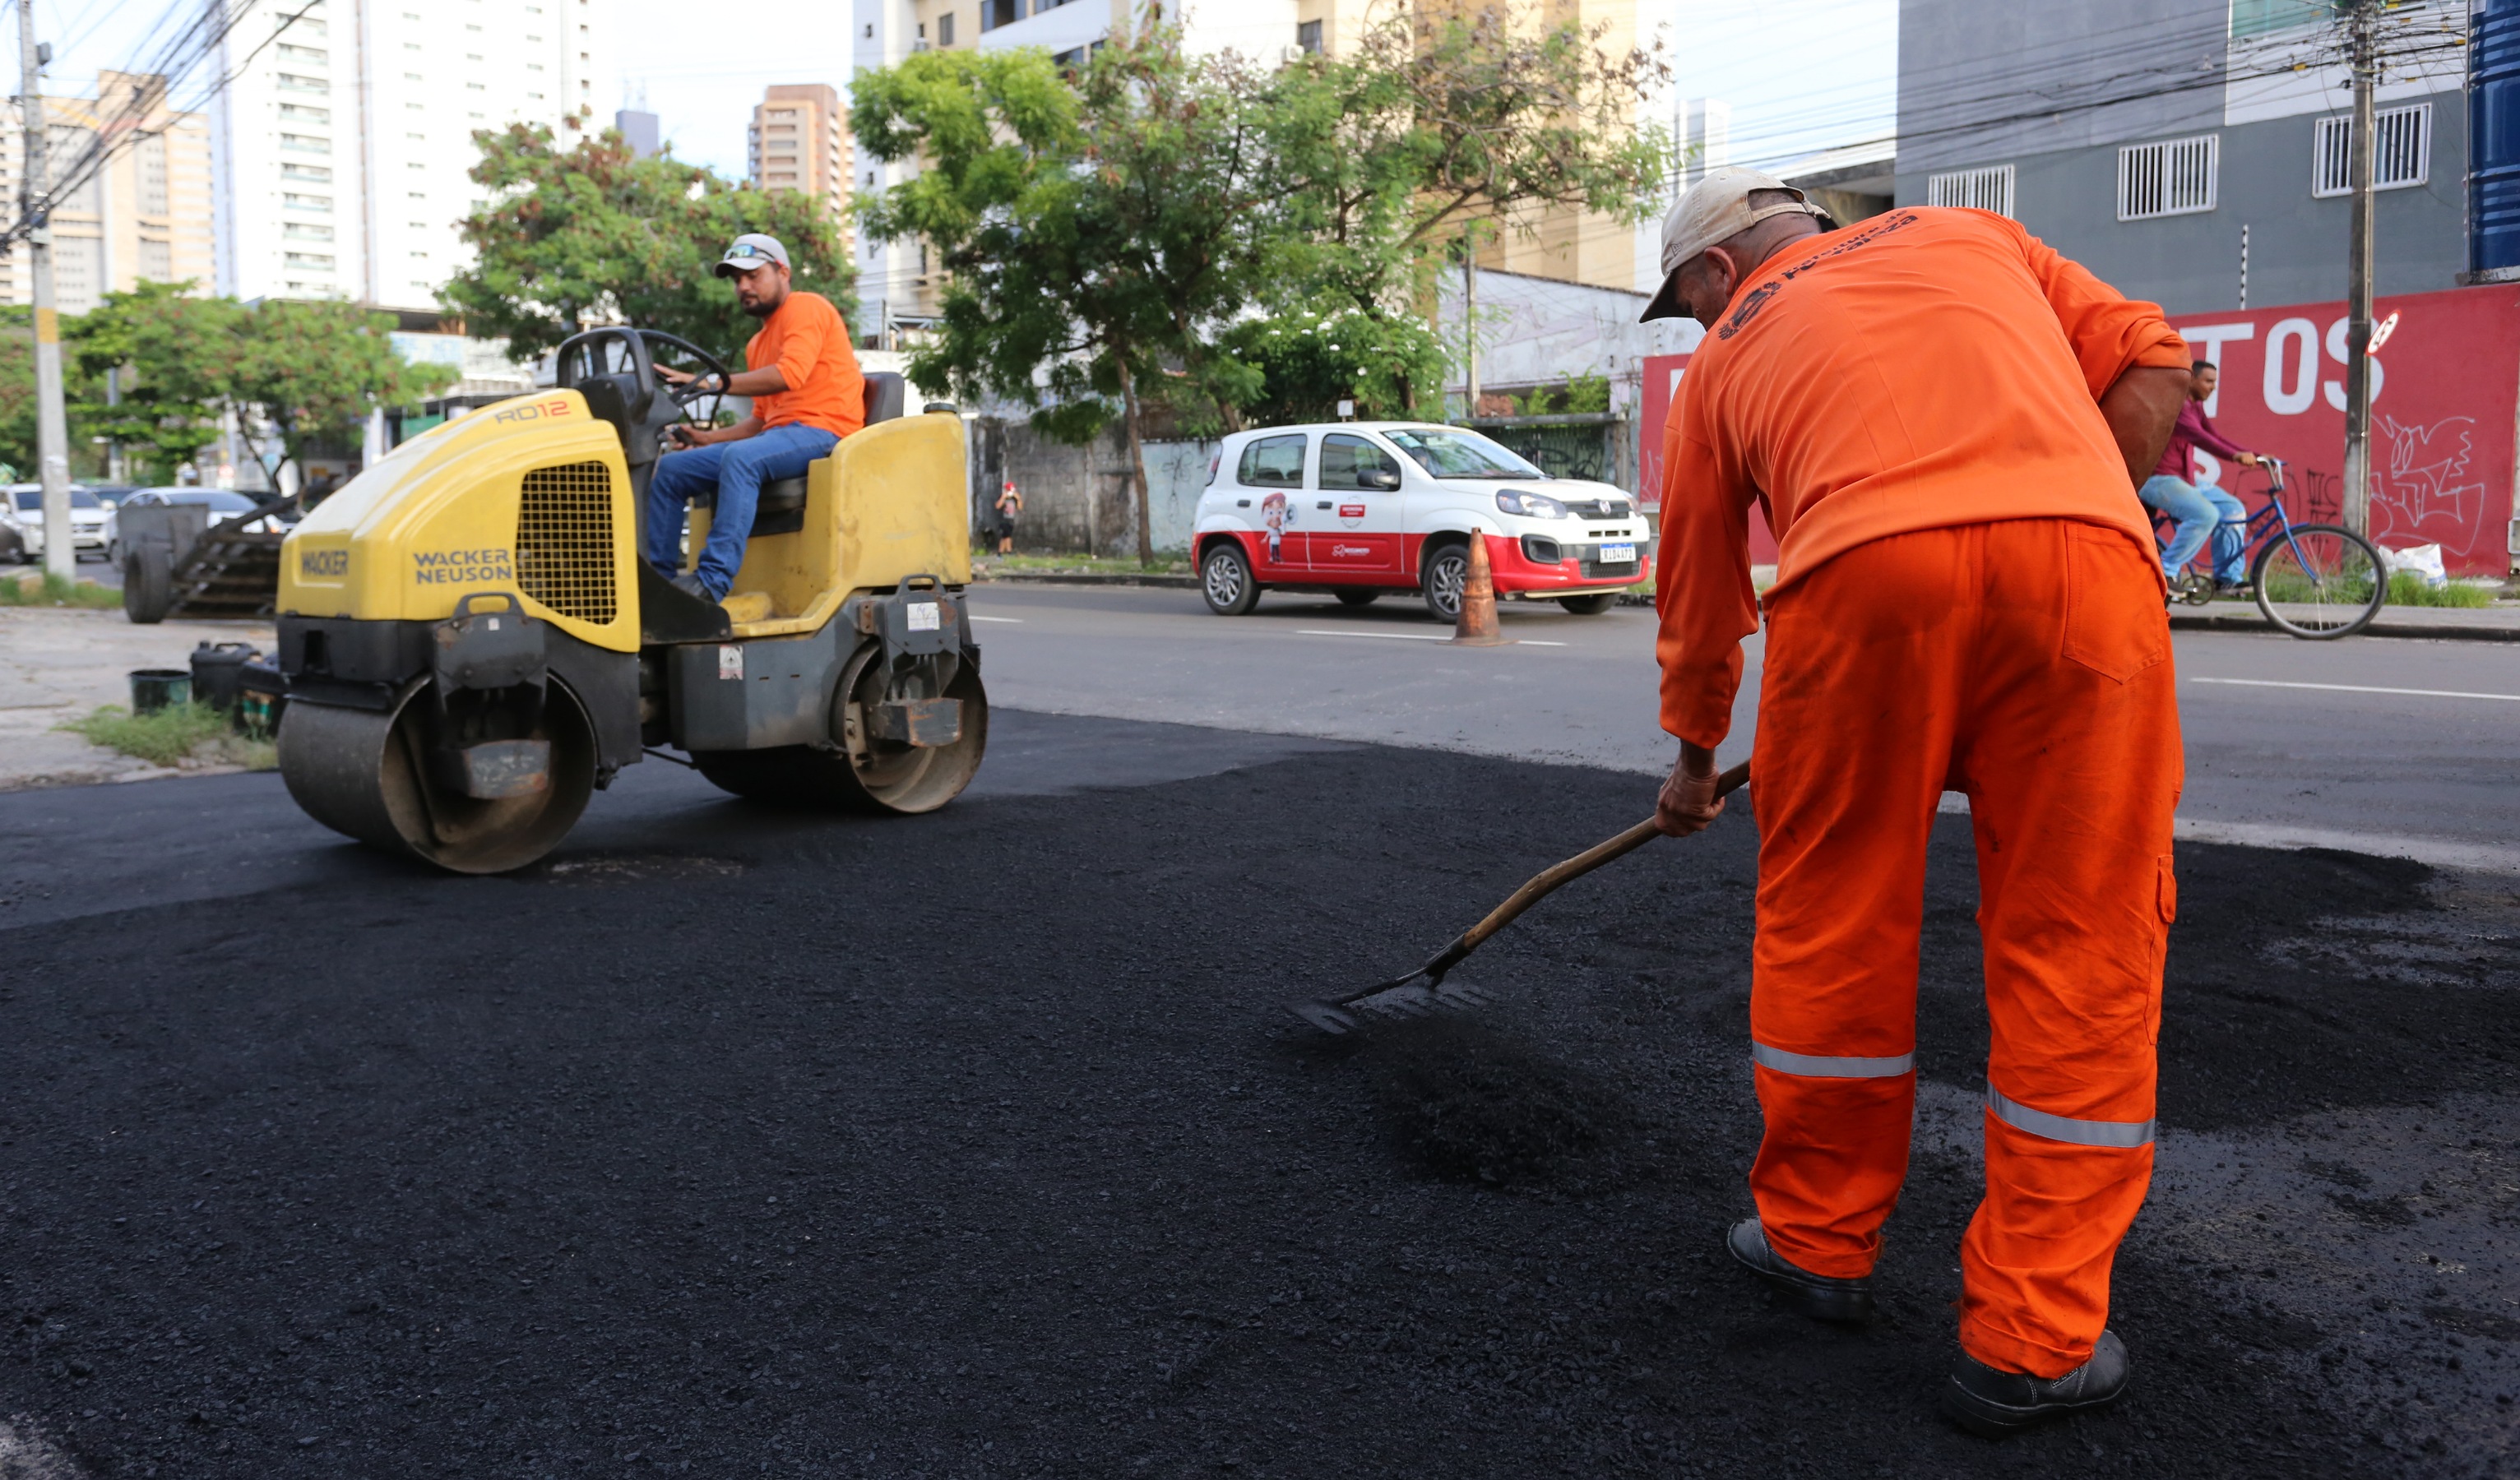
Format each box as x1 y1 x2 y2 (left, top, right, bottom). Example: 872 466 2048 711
1416 760 1752 983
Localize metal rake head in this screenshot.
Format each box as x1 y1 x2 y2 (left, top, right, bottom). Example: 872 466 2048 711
1285 980 1494 1036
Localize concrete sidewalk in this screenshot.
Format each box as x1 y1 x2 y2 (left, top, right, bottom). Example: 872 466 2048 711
0 606 276 790
2170 601 2520 641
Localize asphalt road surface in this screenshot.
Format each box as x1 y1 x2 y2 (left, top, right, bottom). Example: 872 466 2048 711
966 583 2520 867
1 594 2515 1478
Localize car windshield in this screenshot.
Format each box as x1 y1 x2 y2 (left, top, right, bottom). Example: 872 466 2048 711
140 489 257 513
1380 429 1546 479
12 489 104 510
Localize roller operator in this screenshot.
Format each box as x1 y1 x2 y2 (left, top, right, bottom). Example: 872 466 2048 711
1643 168 2191 1436
646 233 867 606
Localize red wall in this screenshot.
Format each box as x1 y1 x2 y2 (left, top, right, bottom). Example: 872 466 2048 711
1640 285 2520 576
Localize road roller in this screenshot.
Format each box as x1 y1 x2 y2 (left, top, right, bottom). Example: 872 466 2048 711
272 326 987 873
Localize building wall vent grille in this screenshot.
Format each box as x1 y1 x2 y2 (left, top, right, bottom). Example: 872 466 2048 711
2119 135 2218 220
1927 164 2014 217
2314 103 2431 198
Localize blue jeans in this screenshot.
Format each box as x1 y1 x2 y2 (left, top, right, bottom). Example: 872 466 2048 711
2138 474 2247 584
644 423 841 599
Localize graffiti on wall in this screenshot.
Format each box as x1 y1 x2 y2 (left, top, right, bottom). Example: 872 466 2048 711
1642 285 2520 576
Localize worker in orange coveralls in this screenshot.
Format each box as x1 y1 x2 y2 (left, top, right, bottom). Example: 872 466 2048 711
1639 167 2191 1436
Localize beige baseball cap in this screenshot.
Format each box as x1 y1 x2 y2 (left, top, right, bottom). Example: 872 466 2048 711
1639 167 1829 322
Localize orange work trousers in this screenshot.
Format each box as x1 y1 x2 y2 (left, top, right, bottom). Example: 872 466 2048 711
1746 517 2180 1379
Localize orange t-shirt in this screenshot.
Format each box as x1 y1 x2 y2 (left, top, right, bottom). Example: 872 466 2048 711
744 289 866 437
1654 206 2189 747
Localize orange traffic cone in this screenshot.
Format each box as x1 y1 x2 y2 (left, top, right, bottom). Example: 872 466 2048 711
1452 534 1508 645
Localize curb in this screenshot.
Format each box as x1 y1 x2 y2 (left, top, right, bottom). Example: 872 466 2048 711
2167 609 2520 642
970 571 1199 590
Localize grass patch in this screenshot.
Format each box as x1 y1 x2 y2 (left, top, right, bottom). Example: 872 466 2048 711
56 702 276 770
973 551 1193 576
0 571 120 608
2387 573 2497 608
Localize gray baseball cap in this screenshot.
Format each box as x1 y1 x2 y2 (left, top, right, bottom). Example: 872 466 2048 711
714 234 790 278
1639 168 1828 322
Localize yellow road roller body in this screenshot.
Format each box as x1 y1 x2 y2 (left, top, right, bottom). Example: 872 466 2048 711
274 329 988 874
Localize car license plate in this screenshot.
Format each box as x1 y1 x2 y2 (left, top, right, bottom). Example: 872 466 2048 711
1598 542 1636 563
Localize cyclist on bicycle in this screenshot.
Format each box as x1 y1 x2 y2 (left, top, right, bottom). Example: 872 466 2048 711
2138 360 2259 596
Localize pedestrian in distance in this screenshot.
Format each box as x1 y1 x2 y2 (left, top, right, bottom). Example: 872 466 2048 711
994 480 1024 556
2138 361 2263 596
1642 168 2192 1437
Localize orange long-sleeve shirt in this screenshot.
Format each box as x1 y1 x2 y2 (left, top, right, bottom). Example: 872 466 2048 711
1653 206 2189 747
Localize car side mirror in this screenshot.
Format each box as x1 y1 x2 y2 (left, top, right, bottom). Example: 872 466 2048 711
1367 468 1401 491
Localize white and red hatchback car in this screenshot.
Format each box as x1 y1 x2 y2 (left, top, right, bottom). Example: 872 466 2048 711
1191 423 1651 621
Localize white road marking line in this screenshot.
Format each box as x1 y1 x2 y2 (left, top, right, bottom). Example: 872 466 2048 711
967 615 1025 623
1518 640 1568 647
1295 628 1454 642
2190 677 2520 703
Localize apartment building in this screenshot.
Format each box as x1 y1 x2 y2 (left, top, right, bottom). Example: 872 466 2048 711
855 0 941 345
0 72 217 312
1895 0 2468 312
748 83 851 238
210 0 619 311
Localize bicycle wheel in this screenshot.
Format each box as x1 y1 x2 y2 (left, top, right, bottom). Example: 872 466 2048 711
2251 523 2385 639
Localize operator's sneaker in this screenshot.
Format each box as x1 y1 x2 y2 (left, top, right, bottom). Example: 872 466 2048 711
1941 1330 2130 1436
1725 1217 1875 1324
2212 580 2251 598
669 571 721 607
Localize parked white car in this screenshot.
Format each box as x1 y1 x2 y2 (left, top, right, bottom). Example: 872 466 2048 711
1191 422 1652 621
0 484 113 562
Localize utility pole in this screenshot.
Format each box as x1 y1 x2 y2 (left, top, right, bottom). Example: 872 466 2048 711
2342 0 2378 537
15 0 69 581
1462 229 1480 418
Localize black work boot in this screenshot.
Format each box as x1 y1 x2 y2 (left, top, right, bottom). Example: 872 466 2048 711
1724 1217 1875 1324
1942 1330 2130 1436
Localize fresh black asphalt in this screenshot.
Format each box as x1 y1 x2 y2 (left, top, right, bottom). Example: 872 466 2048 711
2 710 2513 1478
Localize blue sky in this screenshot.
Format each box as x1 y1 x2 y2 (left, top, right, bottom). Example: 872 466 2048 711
37 0 1897 187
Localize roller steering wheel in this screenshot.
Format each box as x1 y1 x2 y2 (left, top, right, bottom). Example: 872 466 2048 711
641 331 737 430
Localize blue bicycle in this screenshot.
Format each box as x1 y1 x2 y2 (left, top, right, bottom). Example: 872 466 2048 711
2153 456 2386 640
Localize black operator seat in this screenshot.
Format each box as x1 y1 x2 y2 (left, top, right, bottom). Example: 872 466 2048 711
749 372 909 536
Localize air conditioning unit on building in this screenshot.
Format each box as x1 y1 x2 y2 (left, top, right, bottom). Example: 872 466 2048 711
913 37 931 51
1279 44 1305 63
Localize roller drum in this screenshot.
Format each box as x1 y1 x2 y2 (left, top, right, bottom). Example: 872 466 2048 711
276 681 598 874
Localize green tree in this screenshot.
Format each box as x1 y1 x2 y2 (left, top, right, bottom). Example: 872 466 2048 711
1214 304 1448 426
0 306 39 478
442 115 855 363
229 298 456 482
67 281 239 482
1257 6 1671 409
854 27 1285 565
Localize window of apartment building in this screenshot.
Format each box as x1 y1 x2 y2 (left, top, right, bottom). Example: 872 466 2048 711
1298 19 1322 53
278 72 327 93
283 192 331 211
2117 134 2217 220
284 252 336 269
279 103 331 125
137 136 169 215
2229 0 2332 39
981 0 1025 31
281 162 331 183
1927 164 2013 216
2313 103 2430 197
139 238 172 280
280 132 331 155
277 43 327 63
284 222 335 241
938 12 956 44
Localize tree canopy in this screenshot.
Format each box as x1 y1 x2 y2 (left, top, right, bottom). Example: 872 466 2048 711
441 117 855 363
851 5 1672 562
67 281 239 482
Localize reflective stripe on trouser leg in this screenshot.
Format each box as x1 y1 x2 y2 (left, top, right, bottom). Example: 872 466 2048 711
1751 1043 1915 1079
1748 1043 1917 1279
1985 1083 2155 1149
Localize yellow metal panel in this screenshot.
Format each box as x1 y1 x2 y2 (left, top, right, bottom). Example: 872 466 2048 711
710 412 970 640
277 391 641 653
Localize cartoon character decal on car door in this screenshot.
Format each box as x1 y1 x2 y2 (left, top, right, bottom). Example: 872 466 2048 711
1260 490 1294 567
